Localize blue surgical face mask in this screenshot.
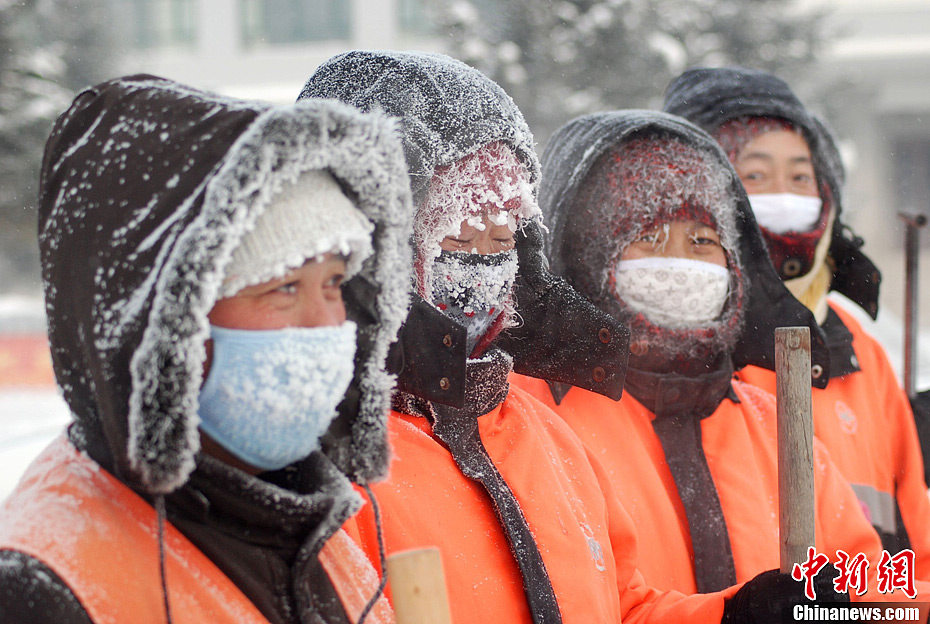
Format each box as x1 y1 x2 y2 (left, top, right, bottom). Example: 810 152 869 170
197 322 357 472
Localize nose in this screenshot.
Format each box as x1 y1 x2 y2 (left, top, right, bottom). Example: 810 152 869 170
471 229 494 255
297 288 346 328
661 235 691 260
770 175 789 194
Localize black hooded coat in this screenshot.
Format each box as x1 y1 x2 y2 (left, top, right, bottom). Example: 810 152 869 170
666 68 930 543
299 51 632 624
663 66 880 381
300 50 630 403
537 110 828 594
0 76 413 624
541 110 828 385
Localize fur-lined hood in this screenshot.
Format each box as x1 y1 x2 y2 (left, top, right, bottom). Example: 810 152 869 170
663 66 881 319
540 110 830 384
38 75 412 495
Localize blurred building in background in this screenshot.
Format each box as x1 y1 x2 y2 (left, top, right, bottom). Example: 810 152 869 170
115 0 441 102
801 0 930 343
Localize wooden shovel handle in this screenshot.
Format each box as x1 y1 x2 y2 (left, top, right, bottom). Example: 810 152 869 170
386 547 453 624
776 327 815 573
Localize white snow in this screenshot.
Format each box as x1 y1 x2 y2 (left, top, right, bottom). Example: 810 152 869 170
0 388 71 501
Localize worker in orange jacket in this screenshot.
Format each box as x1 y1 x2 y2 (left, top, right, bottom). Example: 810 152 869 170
515 109 925 608
0 76 412 623
664 67 930 573
301 51 846 624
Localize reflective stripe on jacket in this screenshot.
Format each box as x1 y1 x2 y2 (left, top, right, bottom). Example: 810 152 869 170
513 374 919 602
738 301 930 582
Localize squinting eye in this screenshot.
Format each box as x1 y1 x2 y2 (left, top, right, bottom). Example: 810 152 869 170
635 232 659 243
690 234 719 246
274 282 298 295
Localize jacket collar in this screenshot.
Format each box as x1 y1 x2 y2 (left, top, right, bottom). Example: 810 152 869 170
823 306 861 379
625 354 737 421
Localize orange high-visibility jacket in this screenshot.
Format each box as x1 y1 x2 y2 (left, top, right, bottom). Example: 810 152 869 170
351 385 730 624
738 302 930 581
513 374 922 603
0 437 393 624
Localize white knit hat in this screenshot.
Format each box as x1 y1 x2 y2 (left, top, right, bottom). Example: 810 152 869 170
220 169 374 297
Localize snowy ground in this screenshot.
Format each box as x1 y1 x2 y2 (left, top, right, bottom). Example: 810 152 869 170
0 293 928 501
0 389 70 499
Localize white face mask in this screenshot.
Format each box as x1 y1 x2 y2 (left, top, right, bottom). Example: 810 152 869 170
748 193 822 234
613 257 730 328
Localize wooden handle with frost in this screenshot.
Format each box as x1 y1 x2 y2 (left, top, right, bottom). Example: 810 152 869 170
775 327 815 573
386 547 453 624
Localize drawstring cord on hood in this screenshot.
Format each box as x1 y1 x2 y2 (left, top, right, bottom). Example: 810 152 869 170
155 495 174 624
357 484 388 624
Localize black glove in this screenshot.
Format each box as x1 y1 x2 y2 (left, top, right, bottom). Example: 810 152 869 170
722 568 848 624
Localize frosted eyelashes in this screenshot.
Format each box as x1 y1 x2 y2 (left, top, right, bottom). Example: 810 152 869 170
748 193 823 234
612 257 730 328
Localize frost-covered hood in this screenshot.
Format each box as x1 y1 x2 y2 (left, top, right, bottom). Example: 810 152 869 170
540 110 830 385
663 67 880 319
38 75 412 494
299 50 538 205
300 50 630 400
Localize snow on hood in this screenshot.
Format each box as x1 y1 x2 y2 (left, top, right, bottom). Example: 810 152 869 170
300 51 544 287
300 51 635 400
38 75 412 494
299 50 539 207
540 110 831 379
663 66 880 319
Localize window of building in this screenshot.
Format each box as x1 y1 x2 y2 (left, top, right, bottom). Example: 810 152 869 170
240 0 350 45
398 0 434 35
125 0 197 49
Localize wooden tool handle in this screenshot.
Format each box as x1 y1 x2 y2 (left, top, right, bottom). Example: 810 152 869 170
386 547 453 624
775 327 815 574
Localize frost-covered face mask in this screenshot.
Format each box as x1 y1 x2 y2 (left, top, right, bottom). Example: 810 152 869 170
198 322 357 472
430 249 518 355
613 257 730 328
748 193 822 234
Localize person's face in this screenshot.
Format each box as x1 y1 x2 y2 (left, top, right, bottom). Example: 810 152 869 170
621 218 727 267
733 129 819 197
208 253 347 330
200 253 348 473
439 213 516 255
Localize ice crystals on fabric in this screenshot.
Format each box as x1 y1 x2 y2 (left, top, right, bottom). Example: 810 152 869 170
197 322 357 471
